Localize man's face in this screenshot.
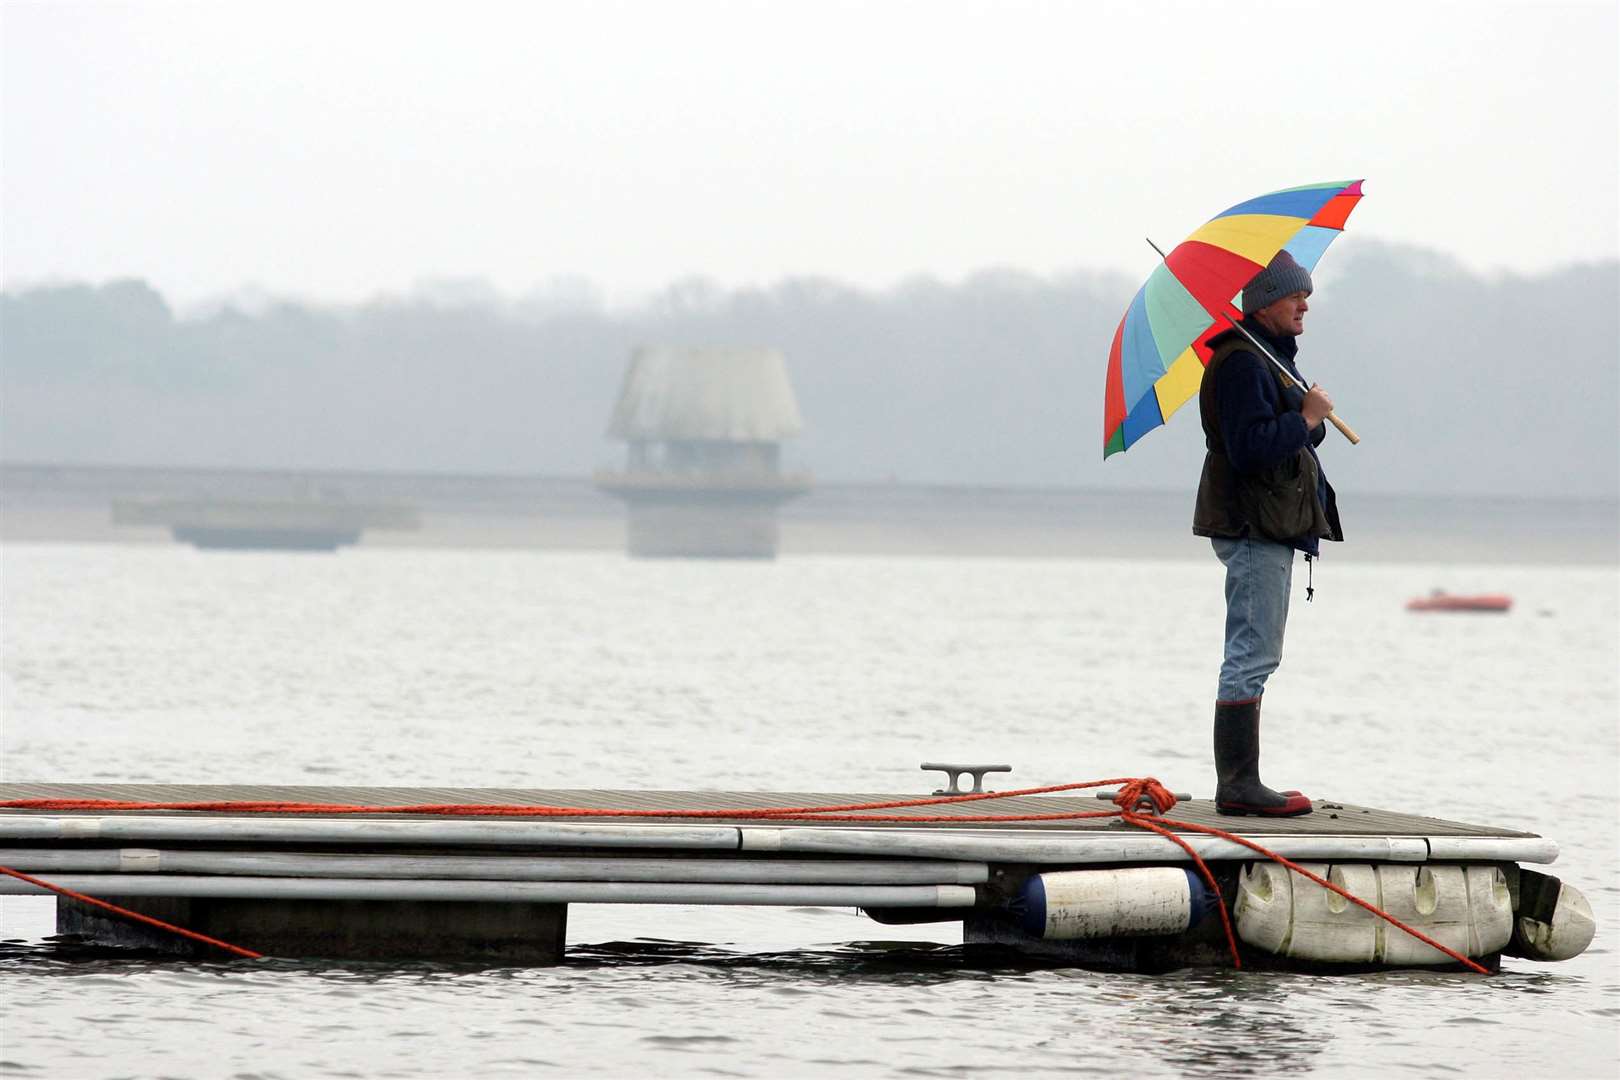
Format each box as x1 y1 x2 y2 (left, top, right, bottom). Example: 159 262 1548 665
1254 291 1310 337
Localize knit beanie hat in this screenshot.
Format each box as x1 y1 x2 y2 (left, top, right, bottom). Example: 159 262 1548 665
1240 249 1313 315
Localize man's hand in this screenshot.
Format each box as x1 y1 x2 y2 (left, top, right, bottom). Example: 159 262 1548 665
1301 383 1334 429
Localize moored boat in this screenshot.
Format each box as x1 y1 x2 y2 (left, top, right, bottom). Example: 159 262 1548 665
1406 590 1513 613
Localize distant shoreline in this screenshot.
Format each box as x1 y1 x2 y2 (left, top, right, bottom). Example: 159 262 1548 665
4 462 1614 566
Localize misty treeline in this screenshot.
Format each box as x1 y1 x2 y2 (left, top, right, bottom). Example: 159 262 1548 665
2 244 1616 498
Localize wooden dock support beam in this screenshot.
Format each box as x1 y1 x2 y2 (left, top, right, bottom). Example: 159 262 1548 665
58 896 568 963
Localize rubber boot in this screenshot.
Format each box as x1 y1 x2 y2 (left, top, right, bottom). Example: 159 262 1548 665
1213 699 1312 816
1260 698 1302 798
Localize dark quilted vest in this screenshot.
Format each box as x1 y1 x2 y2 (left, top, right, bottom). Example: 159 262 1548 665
1191 339 1255 539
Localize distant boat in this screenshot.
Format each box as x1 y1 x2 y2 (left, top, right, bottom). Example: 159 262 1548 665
113 495 418 551
1406 590 1513 613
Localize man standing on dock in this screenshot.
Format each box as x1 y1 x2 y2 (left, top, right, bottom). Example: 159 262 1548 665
1192 250 1344 817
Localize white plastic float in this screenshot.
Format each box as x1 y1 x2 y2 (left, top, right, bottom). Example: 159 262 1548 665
1511 868 1597 962
1233 862 1594 966
1016 867 1216 940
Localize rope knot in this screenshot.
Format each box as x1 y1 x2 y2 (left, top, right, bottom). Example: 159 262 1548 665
1113 777 1178 816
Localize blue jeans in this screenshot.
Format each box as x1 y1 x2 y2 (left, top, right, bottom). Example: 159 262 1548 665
1213 536 1295 702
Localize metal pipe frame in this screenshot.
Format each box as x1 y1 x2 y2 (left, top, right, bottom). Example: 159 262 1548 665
0 848 990 885
0 875 980 907
0 816 1559 864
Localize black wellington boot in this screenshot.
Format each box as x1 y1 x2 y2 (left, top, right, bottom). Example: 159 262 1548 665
1213 699 1312 816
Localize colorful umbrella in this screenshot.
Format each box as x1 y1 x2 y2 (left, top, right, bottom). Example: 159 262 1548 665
1102 180 1365 457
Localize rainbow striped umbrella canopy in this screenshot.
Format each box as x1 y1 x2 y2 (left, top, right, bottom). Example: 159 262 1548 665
1103 180 1364 458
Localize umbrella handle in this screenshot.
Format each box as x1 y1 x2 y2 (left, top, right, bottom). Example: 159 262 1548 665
1277 372 1360 444
1327 412 1360 444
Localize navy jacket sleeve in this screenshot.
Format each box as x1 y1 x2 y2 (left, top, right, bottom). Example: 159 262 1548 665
1215 350 1309 474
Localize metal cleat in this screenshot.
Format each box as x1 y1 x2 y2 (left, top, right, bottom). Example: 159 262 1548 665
921 762 1011 796
1094 789 1191 814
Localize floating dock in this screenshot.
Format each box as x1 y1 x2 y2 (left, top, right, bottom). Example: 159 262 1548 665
0 781 1594 972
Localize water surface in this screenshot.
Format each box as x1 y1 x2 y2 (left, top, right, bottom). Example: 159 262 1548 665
3 544 1616 1077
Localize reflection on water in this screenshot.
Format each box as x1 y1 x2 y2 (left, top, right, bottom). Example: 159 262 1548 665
1137 975 1332 1078
3 911 1613 1077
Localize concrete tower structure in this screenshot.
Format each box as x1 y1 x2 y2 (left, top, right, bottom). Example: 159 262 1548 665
596 346 810 558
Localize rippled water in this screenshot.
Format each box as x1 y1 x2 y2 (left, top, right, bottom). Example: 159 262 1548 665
3 543 1617 1078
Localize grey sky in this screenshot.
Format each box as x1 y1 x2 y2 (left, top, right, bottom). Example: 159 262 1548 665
3 0 1617 307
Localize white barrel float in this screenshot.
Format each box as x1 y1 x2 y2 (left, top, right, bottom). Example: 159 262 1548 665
1511 871 1596 962
1235 862 1513 965
1016 867 1216 940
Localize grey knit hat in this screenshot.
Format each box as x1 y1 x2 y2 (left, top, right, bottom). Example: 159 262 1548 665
1240 249 1313 315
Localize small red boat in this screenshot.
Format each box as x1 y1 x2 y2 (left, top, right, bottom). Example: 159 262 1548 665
1405 590 1513 613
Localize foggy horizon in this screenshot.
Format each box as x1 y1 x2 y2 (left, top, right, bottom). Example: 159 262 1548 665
8 238 1617 322
4 0 1618 498
6 239 1617 500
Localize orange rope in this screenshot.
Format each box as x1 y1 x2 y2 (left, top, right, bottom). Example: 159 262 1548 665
0 865 263 959
0 777 1492 973
1147 814 1491 974
0 778 1131 819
